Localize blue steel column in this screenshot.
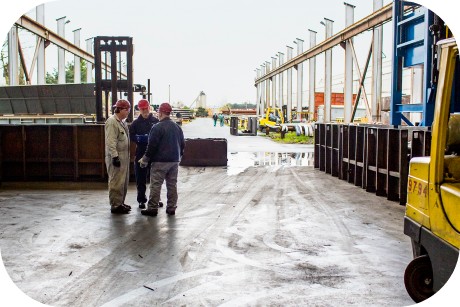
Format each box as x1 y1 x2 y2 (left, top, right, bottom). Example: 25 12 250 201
286 46 293 122
308 29 317 121
390 0 434 126
344 3 355 123
294 38 304 121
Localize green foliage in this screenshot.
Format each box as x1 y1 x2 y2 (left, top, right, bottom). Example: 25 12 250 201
261 131 314 144
228 102 256 109
45 60 88 84
1 41 26 85
195 106 208 117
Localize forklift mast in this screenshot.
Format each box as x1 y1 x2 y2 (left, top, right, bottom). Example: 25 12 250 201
390 0 451 126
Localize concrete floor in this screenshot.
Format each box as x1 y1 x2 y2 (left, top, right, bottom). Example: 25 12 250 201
0 118 415 306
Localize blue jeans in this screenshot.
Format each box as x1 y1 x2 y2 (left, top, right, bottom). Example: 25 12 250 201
134 159 149 203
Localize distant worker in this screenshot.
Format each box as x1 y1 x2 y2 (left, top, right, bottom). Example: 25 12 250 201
138 102 186 217
105 99 132 214
129 99 162 209
212 113 218 127
218 113 225 127
175 112 183 126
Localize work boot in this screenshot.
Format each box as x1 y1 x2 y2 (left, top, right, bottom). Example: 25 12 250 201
166 207 176 216
123 204 132 210
141 208 158 216
158 201 164 208
139 202 146 209
111 205 130 214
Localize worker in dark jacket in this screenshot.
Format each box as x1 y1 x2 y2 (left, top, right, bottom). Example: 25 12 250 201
129 99 160 209
138 102 185 217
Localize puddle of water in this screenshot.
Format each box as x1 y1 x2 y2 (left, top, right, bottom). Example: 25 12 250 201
226 151 314 175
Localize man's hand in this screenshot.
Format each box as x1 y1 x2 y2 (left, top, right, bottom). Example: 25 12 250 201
138 156 149 168
112 156 121 167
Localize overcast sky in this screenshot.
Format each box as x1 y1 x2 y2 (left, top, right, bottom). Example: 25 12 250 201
1 0 460 305
1 0 396 108
2 0 459 109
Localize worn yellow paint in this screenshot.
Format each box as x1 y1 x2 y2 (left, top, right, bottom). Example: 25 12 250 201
405 40 460 249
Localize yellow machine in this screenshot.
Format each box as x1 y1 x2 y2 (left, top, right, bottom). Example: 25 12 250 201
404 38 460 302
258 107 284 131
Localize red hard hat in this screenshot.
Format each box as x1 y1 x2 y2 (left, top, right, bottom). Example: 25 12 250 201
138 99 150 110
113 99 131 109
159 102 172 114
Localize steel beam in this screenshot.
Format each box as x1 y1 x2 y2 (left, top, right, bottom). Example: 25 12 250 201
308 29 317 121
255 68 261 117
265 61 271 110
73 28 81 84
56 17 67 84
260 65 266 116
294 38 304 121
323 18 334 123
286 46 293 122
8 26 19 86
36 4 45 85
278 52 284 110
15 15 126 78
255 3 393 85
344 3 355 123
271 57 277 109
86 38 93 83
372 0 383 122
17 38 31 84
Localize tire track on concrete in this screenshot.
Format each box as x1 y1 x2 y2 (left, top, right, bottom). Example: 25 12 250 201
99 167 275 306
290 168 358 254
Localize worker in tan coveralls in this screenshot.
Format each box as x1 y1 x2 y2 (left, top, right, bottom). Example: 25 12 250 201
105 99 132 214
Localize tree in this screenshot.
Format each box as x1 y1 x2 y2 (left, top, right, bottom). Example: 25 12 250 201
1 41 26 85
228 102 256 109
45 59 88 84
195 107 208 117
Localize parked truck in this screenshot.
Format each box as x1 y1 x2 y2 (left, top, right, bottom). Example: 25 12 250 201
403 38 460 302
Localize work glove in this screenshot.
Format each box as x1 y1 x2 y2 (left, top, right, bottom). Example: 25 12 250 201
138 155 149 168
112 156 121 167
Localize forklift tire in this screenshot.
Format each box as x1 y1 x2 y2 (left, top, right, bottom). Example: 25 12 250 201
404 255 435 303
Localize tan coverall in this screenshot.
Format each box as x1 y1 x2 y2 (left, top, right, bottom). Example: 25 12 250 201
105 115 130 209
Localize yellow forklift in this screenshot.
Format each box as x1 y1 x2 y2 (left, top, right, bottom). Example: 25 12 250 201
258 107 284 132
403 38 460 302
259 107 284 129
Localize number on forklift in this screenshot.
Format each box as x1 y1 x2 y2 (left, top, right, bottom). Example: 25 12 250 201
408 179 427 197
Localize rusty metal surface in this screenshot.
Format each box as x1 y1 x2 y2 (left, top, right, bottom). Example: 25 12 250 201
0 84 96 115
315 123 428 204
180 138 227 166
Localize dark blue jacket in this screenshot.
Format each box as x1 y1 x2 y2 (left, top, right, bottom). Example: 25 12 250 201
129 113 159 159
145 118 185 162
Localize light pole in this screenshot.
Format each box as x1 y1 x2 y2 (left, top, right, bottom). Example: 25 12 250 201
168 84 171 103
